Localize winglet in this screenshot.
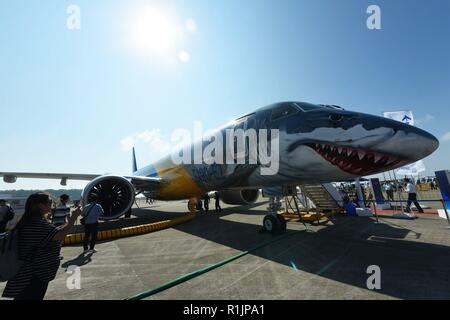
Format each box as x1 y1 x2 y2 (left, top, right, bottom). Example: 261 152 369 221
132 147 138 174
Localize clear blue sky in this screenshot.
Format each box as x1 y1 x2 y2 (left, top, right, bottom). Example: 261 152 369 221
1 0 449 190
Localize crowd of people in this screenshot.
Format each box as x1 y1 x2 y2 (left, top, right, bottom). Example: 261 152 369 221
196 192 222 214
1 190 224 300
335 176 439 215
335 182 374 209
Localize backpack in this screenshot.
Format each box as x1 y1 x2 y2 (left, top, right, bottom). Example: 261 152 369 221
0 230 24 282
5 206 14 221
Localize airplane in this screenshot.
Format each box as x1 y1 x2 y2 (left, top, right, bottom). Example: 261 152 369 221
0 101 439 234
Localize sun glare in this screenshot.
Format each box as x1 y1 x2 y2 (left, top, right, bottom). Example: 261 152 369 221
178 50 190 63
130 8 180 55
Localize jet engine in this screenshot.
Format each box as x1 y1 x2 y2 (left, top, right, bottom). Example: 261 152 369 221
3 175 17 183
220 189 259 205
81 175 135 220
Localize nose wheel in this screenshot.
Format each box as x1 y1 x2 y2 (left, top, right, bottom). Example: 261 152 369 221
187 198 197 214
263 214 287 235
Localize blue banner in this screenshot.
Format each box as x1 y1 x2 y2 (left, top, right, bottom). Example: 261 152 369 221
435 170 450 210
370 178 385 205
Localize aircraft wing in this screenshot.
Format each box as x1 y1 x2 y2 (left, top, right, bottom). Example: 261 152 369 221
124 176 162 191
0 171 162 190
0 171 100 183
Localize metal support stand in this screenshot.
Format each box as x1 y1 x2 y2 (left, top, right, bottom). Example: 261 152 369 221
355 178 365 208
284 194 308 228
284 194 301 219
392 170 406 215
268 196 283 215
372 200 383 224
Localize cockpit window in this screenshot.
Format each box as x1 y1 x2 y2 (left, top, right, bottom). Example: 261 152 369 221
270 104 299 121
294 102 322 112
294 102 346 112
235 113 255 122
319 104 345 111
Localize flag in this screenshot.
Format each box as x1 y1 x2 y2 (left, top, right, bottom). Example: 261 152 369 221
383 110 414 125
382 110 426 176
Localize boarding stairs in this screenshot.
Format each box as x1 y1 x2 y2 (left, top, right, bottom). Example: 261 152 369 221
262 183 343 223
299 183 343 212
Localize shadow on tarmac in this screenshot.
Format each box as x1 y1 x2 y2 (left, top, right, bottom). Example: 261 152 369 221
168 203 450 299
61 252 94 269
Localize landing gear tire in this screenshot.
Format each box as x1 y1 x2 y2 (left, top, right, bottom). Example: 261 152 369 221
188 199 197 214
263 215 282 235
277 214 287 234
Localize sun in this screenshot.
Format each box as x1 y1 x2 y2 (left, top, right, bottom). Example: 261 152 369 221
130 8 180 55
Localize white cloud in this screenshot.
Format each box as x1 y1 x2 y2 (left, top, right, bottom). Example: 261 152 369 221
416 114 435 125
120 129 173 160
442 132 450 142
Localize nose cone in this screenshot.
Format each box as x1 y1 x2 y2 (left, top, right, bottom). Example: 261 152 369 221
406 125 439 160
362 114 439 162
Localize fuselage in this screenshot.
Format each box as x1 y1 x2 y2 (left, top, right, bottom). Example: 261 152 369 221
134 102 439 200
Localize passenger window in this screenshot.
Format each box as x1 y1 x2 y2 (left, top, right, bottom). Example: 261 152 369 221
270 104 298 121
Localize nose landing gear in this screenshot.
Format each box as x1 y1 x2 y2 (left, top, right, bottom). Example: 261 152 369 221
260 195 287 235
188 198 197 214
262 214 287 235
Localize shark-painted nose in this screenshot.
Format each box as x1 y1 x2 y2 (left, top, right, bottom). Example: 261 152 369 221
398 122 439 161
363 114 439 162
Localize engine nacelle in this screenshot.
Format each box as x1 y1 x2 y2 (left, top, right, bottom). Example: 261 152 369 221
220 189 259 205
81 175 135 220
3 175 17 183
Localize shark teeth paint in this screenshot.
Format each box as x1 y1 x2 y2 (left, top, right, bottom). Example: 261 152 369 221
307 143 404 176
357 150 365 160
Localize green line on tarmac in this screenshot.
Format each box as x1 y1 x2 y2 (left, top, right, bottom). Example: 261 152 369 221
125 228 306 300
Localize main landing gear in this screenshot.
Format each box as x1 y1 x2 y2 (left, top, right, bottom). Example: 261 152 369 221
187 198 197 214
262 214 287 235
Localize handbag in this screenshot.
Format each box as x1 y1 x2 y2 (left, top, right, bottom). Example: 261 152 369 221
80 204 96 225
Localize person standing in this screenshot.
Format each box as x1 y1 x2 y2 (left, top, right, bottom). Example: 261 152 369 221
204 193 210 213
52 194 70 227
82 194 104 253
2 192 82 300
384 182 394 202
214 192 222 213
405 178 424 213
343 195 357 217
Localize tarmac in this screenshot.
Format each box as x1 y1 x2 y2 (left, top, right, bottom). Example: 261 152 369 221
1 198 450 300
